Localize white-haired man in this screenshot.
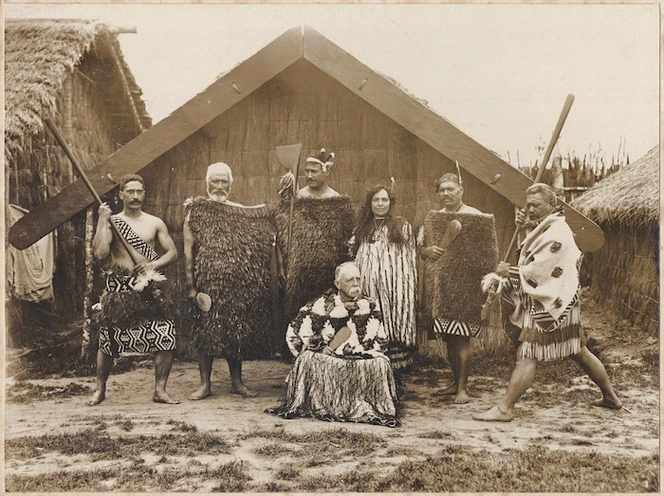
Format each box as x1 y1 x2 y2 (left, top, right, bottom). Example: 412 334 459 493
267 261 399 427
184 162 276 399
474 183 621 421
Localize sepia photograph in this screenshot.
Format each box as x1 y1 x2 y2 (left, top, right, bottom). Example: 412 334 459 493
3 3 659 493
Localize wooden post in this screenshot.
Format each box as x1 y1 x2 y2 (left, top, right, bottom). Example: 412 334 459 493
108 44 145 133
81 205 95 358
63 76 74 183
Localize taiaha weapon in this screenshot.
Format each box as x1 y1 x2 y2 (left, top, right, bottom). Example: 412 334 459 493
43 118 139 266
481 94 576 321
276 143 303 268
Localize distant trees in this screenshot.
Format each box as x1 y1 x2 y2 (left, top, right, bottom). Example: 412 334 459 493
515 139 629 189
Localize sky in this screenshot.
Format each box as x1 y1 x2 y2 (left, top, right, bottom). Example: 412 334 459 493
6 3 660 168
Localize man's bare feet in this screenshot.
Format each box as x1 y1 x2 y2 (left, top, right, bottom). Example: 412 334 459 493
231 384 258 398
472 405 514 422
87 390 106 406
591 398 622 410
436 383 458 396
153 391 181 404
189 385 211 400
454 390 470 404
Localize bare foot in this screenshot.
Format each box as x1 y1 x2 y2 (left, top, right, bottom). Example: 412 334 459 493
591 398 622 410
454 390 470 404
436 383 458 396
472 405 514 422
153 391 181 404
87 390 106 406
231 384 258 398
188 385 211 401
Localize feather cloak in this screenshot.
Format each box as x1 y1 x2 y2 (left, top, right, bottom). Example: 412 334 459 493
186 197 276 359
423 211 499 327
274 196 355 326
99 265 175 329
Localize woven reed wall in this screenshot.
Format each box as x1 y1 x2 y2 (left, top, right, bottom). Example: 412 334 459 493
589 223 659 333
141 59 516 357
7 52 136 329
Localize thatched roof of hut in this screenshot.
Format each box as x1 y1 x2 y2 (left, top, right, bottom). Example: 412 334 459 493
5 18 151 159
572 145 659 228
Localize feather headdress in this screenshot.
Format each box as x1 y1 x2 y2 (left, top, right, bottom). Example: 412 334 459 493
306 148 335 172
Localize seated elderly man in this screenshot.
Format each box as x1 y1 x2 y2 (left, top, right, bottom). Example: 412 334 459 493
266 262 399 427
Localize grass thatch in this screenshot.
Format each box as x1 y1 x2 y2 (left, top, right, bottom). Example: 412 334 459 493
4 18 151 160
571 145 659 227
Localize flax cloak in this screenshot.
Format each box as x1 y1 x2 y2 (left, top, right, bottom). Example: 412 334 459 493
275 196 355 328
423 211 499 328
186 197 276 360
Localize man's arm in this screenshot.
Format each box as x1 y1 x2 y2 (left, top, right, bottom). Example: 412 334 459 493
183 213 197 298
92 203 113 261
151 218 178 271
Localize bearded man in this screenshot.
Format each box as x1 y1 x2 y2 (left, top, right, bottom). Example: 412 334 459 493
267 262 399 427
184 162 276 399
474 183 621 421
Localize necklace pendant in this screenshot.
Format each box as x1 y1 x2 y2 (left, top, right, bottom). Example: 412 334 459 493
372 230 381 242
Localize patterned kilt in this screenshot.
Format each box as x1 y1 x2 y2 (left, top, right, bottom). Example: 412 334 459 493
502 286 587 361
98 274 176 358
433 318 482 339
267 350 399 427
99 320 176 358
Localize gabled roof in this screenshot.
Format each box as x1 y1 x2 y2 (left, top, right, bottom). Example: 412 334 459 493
4 19 151 159
9 26 604 252
572 145 659 228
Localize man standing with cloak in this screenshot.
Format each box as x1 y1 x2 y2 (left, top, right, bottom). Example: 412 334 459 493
474 183 621 421
185 162 276 398
275 148 355 337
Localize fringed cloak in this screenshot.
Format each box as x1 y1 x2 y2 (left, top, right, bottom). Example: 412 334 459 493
275 196 355 327
186 197 276 360
423 211 499 327
503 210 586 361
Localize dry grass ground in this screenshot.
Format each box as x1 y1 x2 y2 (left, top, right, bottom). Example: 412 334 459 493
5 296 659 492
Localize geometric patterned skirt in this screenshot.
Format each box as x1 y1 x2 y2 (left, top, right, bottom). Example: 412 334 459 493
266 350 399 427
433 317 483 339
98 319 176 359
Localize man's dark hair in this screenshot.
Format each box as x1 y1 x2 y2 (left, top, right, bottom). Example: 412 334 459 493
119 174 145 192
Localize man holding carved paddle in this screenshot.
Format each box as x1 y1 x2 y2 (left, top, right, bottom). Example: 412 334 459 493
89 173 179 406
474 183 622 421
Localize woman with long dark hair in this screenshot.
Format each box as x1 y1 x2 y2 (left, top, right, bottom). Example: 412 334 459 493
349 185 417 370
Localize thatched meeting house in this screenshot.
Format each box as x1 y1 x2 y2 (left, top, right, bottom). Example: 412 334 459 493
5 19 151 341
572 145 659 333
10 26 604 356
